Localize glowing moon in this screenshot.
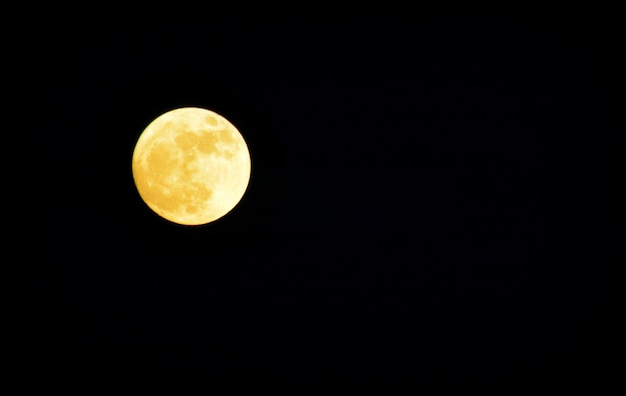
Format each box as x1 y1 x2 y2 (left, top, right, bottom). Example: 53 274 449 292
132 107 251 225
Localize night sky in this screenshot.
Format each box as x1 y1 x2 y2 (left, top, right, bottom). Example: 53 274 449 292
31 11 619 387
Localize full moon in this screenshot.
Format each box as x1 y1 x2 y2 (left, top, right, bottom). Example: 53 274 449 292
132 107 251 225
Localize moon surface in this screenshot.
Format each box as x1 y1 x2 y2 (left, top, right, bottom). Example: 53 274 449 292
132 107 251 225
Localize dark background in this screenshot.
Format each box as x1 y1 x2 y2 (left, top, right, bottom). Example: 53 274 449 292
30 11 620 387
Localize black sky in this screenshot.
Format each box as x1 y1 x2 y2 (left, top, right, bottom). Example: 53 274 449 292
30 11 620 387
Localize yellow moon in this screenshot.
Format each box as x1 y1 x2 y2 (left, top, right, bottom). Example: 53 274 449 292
132 107 251 225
